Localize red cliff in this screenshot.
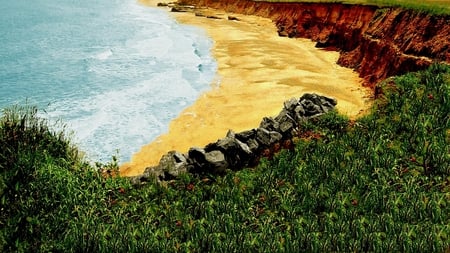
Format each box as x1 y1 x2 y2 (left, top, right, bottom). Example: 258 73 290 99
180 0 450 88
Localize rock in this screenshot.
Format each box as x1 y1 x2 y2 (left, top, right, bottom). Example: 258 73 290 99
256 128 283 147
170 5 195 12
171 7 187 12
301 99 323 117
207 135 253 170
294 104 306 120
246 138 259 153
228 15 240 21
235 129 256 142
206 15 221 19
274 109 296 134
157 2 168 7
296 93 337 118
188 147 207 173
284 97 299 111
156 151 188 180
205 150 228 173
226 129 235 138
259 117 280 132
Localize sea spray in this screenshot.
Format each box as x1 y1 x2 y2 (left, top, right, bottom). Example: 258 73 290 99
0 0 217 163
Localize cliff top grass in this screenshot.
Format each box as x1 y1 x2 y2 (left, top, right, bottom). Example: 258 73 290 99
258 0 450 16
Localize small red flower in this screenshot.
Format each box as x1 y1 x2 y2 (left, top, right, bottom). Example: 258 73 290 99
186 183 195 191
410 156 417 163
351 199 358 206
118 187 125 194
175 220 182 227
428 94 434 100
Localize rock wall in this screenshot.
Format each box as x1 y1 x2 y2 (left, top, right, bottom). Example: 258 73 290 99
130 93 336 184
179 0 450 88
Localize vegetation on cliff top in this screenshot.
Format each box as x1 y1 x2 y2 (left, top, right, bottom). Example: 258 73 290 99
259 0 450 15
1 64 449 252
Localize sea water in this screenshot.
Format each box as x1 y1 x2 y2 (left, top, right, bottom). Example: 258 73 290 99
0 0 216 163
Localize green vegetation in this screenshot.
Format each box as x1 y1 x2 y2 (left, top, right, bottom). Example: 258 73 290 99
1 64 449 252
258 0 450 16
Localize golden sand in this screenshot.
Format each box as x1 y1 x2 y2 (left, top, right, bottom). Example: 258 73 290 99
120 0 372 176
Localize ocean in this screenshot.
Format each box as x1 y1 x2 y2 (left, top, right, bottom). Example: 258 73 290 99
0 0 217 163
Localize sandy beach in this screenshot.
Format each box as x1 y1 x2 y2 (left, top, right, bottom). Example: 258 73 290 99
120 0 372 176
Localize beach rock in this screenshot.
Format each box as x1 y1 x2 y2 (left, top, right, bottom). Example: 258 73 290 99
259 117 280 132
129 93 338 184
205 150 228 173
235 129 256 142
188 147 207 172
205 135 253 169
156 151 188 181
256 128 283 147
171 7 187 12
283 97 299 111
228 15 240 21
207 15 222 19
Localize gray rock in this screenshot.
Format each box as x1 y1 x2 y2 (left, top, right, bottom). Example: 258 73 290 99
275 109 296 134
298 93 337 117
246 138 259 153
259 117 280 132
188 147 207 173
284 97 299 111
301 99 323 116
294 104 306 120
156 151 188 180
256 128 283 147
235 129 256 142
226 129 235 138
205 150 228 173
216 136 253 169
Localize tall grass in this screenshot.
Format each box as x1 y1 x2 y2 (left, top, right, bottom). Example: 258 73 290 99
0 64 449 252
257 0 450 16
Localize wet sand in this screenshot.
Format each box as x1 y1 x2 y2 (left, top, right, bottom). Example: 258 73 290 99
120 0 372 176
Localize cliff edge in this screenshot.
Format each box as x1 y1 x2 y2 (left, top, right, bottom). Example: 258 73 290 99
180 0 450 88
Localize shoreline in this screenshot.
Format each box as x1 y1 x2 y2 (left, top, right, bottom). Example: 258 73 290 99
120 0 372 176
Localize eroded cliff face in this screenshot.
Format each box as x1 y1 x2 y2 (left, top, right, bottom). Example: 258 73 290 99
181 0 450 88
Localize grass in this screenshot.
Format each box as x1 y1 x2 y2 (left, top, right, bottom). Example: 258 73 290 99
0 63 449 252
257 0 450 16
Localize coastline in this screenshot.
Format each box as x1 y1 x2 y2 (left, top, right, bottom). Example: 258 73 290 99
120 0 372 176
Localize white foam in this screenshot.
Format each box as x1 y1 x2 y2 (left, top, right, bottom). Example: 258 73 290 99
94 49 113 60
42 0 217 163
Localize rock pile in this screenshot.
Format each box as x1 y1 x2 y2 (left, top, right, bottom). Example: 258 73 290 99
130 93 337 184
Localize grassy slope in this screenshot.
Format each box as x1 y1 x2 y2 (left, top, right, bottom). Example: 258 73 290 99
260 0 450 15
1 64 449 252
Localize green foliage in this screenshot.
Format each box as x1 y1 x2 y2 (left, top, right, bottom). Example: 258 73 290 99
257 0 450 16
0 64 449 252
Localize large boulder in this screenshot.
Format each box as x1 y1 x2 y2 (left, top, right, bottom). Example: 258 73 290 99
156 151 188 181
188 147 207 173
259 117 280 132
205 150 228 174
256 128 283 147
298 93 337 117
205 133 253 170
